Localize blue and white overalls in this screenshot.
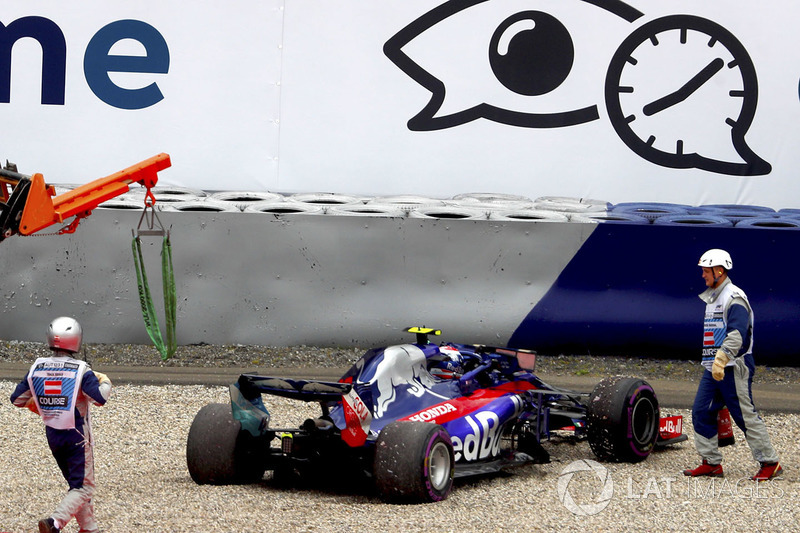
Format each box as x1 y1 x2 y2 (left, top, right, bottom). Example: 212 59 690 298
692 278 778 465
10 355 111 533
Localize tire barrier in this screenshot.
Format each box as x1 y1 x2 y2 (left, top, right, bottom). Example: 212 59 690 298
5 199 800 361
408 206 488 220
488 209 569 222
735 217 800 230
208 191 284 211
611 204 688 222
325 204 407 217
570 212 650 224
242 201 324 214
533 196 610 213
652 214 734 227
286 192 363 206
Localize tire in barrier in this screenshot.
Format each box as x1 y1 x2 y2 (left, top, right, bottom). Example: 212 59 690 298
570 212 650 224
374 421 454 503
735 217 800 230
698 204 775 213
447 200 534 210
53 183 80 195
164 200 241 213
408 206 488 220
186 403 268 485
209 191 284 211
451 192 533 204
96 199 148 210
127 185 207 199
610 202 691 211
586 376 659 463
717 210 778 226
325 203 407 217
533 196 610 213
652 214 733 227
286 192 363 206
141 193 200 205
243 201 324 214
611 204 688 222
684 205 727 215
488 209 569 222
367 195 445 212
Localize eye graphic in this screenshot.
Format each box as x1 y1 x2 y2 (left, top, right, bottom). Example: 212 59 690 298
385 0 643 131
489 11 574 97
605 15 771 176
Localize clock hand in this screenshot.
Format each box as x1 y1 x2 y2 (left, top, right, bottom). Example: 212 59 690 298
643 57 725 116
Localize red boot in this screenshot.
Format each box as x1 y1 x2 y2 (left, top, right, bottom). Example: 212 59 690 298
751 462 783 482
683 459 724 477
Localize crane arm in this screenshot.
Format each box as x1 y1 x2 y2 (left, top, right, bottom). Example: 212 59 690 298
0 153 171 241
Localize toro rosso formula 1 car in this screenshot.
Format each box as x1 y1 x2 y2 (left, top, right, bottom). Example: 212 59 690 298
186 328 686 503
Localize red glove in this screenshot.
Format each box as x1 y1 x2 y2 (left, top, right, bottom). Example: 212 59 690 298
24 397 39 415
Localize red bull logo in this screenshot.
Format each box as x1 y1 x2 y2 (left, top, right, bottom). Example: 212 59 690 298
452 411 504 462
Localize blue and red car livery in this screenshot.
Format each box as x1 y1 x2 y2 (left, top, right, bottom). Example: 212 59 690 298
186 327 686 503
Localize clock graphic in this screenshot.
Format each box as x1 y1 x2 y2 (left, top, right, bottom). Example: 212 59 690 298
605 15 771 176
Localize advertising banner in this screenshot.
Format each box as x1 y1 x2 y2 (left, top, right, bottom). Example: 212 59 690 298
2 1 799 206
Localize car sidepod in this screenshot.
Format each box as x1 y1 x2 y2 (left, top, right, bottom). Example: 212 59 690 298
396 380 546 476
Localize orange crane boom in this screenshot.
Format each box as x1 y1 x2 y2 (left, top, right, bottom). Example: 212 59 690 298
0 153 171 241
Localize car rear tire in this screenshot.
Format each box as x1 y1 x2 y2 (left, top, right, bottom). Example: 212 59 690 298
374 421 454 503
186 402 267 484
586 376 659 463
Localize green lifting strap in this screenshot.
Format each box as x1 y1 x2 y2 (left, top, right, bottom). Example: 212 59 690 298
132 235 177 360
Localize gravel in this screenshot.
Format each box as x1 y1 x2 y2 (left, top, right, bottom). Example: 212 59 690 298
2 342 799 532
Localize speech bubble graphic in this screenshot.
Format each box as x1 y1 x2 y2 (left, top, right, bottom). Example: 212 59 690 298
605 15 772 176
384 0 643 131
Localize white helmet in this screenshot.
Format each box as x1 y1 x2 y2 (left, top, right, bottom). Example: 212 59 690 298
698 249 733 270
47 316 83 353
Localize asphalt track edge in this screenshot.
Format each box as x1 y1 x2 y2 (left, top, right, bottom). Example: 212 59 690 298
2 362 798 413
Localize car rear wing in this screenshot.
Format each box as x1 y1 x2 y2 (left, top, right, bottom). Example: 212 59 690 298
236 373 352 402
231 373 353 437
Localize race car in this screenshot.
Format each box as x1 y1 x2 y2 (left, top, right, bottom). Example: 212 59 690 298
186 327 686 503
